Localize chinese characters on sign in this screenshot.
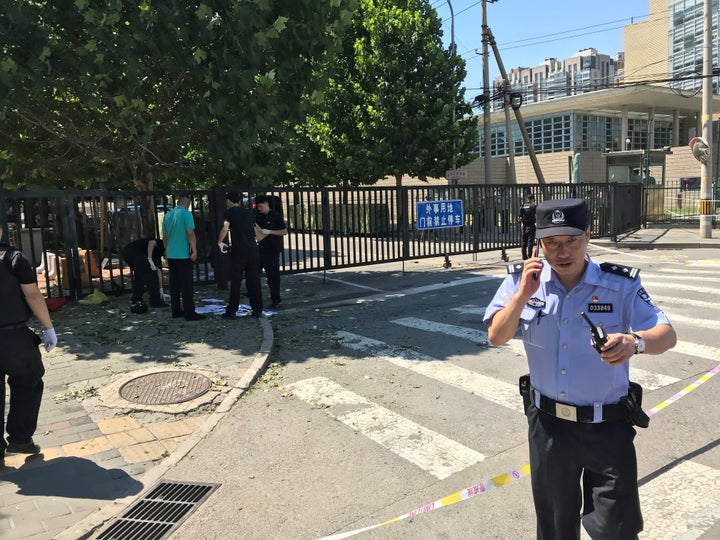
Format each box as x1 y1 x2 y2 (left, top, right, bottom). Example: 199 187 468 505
416 199 464 230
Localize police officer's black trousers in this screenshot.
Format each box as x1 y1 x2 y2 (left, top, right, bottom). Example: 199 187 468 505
521 226 536 260
167 259 196 317
227 256 262 315
259 250 281 303
122 250 161 305
527 405 642 540
0 327 45 453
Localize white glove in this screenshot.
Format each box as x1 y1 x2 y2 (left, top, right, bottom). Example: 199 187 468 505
148 258 157 271
218 242 229 254
260 229 270 235
159 288 171 302
42 328 57 352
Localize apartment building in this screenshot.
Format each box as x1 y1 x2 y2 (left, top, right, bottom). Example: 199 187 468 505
497 49 619 106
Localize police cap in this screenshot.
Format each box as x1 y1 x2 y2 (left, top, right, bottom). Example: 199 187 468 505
535 198 589 239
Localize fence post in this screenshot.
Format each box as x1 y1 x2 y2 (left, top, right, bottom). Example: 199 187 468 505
210 187 229 290
0 182 7 241
321 189 332 270
60 193 83 301
401 187 410 261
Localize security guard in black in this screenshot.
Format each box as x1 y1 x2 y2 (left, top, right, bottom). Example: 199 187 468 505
0 232 57 462
518 193 537 260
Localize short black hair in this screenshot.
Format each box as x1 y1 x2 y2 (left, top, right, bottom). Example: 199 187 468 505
527 194 535 200
225 191 240 203
255 195 269 205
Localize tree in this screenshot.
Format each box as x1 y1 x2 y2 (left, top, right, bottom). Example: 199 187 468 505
0 0 357 191
289 0 478 187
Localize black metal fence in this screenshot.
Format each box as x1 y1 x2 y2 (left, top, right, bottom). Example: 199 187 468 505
0 183 640 300
643 178 720 226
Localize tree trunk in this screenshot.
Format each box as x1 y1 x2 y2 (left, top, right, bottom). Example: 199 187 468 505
130 165 158 238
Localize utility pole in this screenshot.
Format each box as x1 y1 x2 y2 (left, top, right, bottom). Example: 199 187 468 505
501 82 516 183
448 0 456 171
487 27 546 185
481 0 493 183
700 0 713 238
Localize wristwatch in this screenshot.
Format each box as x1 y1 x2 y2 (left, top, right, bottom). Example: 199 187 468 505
630 332 646 354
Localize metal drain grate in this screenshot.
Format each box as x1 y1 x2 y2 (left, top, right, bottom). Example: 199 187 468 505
97 480 219 540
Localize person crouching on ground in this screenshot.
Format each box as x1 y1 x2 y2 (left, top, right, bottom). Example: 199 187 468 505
121 237 167 314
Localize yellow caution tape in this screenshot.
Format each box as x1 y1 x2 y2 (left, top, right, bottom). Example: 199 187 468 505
318 363 720 539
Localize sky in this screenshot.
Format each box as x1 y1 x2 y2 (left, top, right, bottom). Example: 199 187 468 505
433 0 651 95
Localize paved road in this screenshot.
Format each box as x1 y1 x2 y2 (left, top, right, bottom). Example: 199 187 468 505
163 246 720 540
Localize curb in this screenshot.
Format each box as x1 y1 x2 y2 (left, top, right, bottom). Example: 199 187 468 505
54 317 275 540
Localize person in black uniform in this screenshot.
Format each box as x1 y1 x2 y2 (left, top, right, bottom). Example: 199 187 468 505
121 238 166 313
517 193 537 260
0 226 57 467
255 195 288 308
217 192 263 319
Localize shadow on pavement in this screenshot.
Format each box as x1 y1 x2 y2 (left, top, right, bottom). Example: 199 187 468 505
1 455 143 500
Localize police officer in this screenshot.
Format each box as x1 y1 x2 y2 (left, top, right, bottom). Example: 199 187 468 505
483 198 677 540
217 192 263 318
518 193 537 260
255 195 288 308
0 226 57 467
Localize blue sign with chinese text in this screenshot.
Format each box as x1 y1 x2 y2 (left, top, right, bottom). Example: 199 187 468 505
416 199 464 230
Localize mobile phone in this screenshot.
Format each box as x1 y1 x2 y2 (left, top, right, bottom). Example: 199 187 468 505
533 240 541 280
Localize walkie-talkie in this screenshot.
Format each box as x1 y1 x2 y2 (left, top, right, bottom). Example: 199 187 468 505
581 311 608 353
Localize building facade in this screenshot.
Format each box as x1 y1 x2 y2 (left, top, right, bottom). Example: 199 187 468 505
460 0 720 186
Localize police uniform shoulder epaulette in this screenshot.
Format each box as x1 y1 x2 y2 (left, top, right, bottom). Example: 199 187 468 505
599 262 640 279
506 263 524 274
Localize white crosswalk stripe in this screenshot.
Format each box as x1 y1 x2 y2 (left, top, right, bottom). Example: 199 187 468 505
392 317 488 344
652 295 718 310
642 279 716 295
286 377 485 479
335 331 524 413
645 267 719 276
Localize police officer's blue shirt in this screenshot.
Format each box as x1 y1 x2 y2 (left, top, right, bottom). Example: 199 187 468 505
483 255 671 408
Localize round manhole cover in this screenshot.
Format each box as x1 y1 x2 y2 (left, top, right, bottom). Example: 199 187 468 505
119 371 212 405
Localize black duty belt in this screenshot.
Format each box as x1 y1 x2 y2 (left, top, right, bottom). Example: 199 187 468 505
0 322 27 331
530 387 626 423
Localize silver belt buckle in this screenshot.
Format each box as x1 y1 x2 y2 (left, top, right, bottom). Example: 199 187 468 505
555 402 578 422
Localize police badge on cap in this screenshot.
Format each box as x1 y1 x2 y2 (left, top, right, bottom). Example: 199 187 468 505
535 198 589 239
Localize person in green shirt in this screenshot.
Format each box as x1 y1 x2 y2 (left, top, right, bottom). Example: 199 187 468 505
162 196 205 321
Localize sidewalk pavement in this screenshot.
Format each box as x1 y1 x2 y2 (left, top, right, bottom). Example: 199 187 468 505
591 223 720 249
1 225 716 540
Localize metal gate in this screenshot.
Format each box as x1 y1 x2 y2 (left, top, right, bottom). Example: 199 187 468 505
0 183 630 300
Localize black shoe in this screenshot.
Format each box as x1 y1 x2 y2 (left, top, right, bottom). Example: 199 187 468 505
172 311 184 318
150 302 169 308
270 300 281 309
6 440 41 454
251 311 263 318
220 313 237 320
185 313 207 321
130 301 148 314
